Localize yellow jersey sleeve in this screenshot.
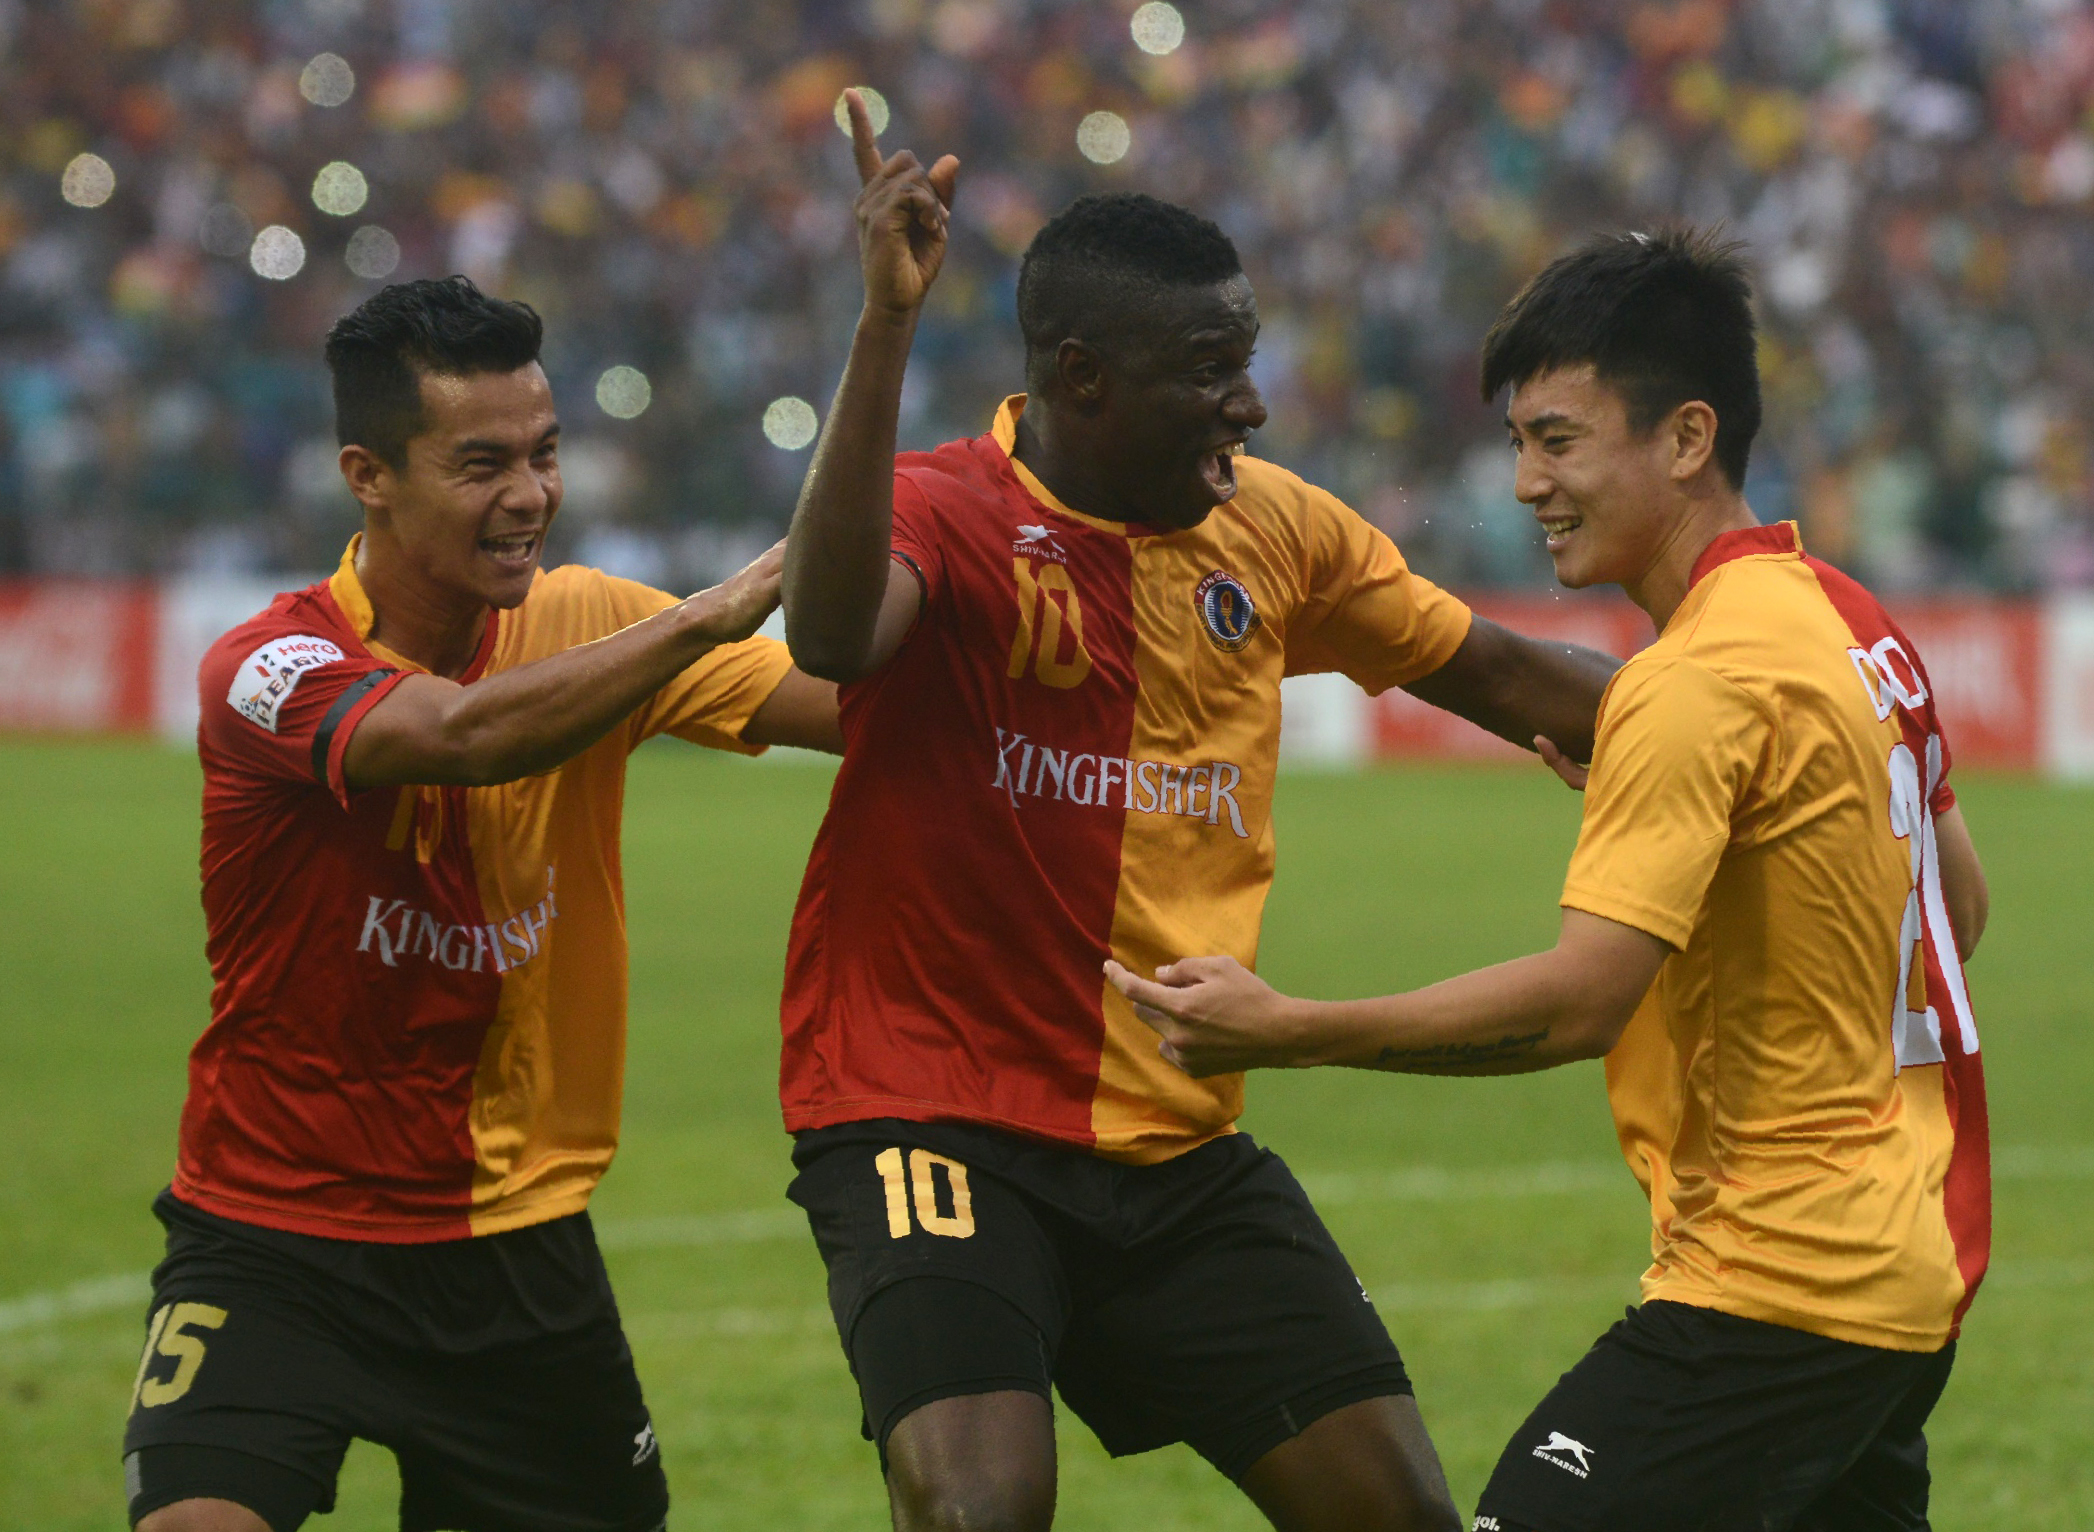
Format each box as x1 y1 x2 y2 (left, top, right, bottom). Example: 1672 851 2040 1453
585 574 795 754
1280 488 1472 691
1560 656 1773 950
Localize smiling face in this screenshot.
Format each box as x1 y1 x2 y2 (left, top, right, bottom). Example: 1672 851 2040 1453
1505 364 1687 591
1088 275 1270 529
349 363 562 612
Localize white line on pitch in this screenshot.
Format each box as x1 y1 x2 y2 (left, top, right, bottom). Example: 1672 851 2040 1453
7 1146 2090 1336
0 1273 150 1336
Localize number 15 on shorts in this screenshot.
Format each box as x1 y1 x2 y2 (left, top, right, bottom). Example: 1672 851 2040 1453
874 1148 976 1239
129 1302 227 1414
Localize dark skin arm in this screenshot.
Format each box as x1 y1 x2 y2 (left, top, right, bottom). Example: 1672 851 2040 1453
1105 909 1669 1079
345 545 796 789
1403 615 1619 765
742 667 845 754
781 90 957 684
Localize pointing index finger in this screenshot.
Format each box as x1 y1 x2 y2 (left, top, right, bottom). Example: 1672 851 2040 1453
845 89 883 184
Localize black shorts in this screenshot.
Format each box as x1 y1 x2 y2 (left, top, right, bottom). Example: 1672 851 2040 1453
787 1119 1412 1482
121 1190 668 1532
1472 1300 1956 1532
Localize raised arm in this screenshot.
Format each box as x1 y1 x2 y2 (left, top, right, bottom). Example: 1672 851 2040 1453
1403 615 1620 765
1104 908 1668 1079
344 547 782 790
781 90 958 684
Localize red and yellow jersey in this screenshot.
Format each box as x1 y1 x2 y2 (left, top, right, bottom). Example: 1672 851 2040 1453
781 397 1472 1162
176 539 793 1242
1565 523 1988 1351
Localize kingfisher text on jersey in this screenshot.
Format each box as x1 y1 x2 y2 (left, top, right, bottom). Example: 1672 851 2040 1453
992 728 1249 837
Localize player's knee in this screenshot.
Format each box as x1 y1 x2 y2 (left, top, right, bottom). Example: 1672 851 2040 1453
884 1422 1055 1532
887 1463 1054 1532
881 1388 1056 1532
135 1500 275 1532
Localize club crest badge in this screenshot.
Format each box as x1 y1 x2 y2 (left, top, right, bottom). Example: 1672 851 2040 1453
1193 570 1260 653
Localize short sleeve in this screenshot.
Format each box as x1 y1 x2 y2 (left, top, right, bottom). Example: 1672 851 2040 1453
200 629 408 807
1282 491 1473 692
561 572 794 752
637 634 795 751
1560 657 1772 949
889 471 945 606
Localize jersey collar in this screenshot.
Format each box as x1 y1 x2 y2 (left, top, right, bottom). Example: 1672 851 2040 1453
327 534 502 680
989 395 1164 538
328 535 379 641
1688 520 1802 589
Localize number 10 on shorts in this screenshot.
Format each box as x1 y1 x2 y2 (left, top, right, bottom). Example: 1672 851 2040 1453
874 1148 976 1239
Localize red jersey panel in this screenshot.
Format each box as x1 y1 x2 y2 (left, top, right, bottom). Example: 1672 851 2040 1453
780 398 1471 1160
177 541 792 1241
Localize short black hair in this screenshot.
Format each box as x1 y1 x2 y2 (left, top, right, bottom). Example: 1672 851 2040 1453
324 275 544 466
1480 228 1761 487
1016 193 1243 386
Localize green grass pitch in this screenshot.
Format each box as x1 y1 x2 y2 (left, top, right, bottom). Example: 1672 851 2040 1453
2 740 2088 1528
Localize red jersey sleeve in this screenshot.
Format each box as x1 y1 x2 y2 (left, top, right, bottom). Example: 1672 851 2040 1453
889 470 946 606
199 626 410 807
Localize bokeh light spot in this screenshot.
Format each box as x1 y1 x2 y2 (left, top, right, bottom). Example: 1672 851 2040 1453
300 53 356 107
311 161 369 217
60 153 115 209
1077 111 1131 165
833 87 891 138
1131 2 1185 55
762 396 819 450
345 225 401 280
249 225 307 280
597 366 653 420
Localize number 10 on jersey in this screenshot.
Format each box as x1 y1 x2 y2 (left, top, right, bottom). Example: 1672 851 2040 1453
874 1147 977 1238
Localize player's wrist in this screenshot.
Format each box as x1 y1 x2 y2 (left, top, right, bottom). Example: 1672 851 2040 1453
856 300 922 337
1274 996 1342 1068
670 589 750 651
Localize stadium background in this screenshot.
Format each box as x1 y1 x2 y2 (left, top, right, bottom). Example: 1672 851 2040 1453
2 0 2092 1527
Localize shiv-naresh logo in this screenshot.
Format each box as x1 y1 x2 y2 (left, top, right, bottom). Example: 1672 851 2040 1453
1532 1430 1595 1478
1012 523 1068 562
1193 570 1260 652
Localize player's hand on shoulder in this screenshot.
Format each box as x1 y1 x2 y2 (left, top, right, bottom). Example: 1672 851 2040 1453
845 87 958 317
681 539 784 646
1104 956 1300 1077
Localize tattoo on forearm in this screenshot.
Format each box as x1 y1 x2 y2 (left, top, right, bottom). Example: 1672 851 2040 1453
1374 1028 1548 1073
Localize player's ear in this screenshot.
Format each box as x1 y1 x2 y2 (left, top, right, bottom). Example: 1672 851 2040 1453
1669 400 1719 482
1053 338 1108 405
338 444 393 511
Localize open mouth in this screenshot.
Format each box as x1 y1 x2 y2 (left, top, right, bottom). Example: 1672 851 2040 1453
1198 441 1244 502
480 529 542 570
1538 513 1582 553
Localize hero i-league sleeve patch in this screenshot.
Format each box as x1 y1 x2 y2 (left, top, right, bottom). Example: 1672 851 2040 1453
1193 570 1260 652
227 634 347 733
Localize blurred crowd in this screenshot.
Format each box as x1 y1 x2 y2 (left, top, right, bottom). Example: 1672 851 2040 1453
6 0 2094 593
